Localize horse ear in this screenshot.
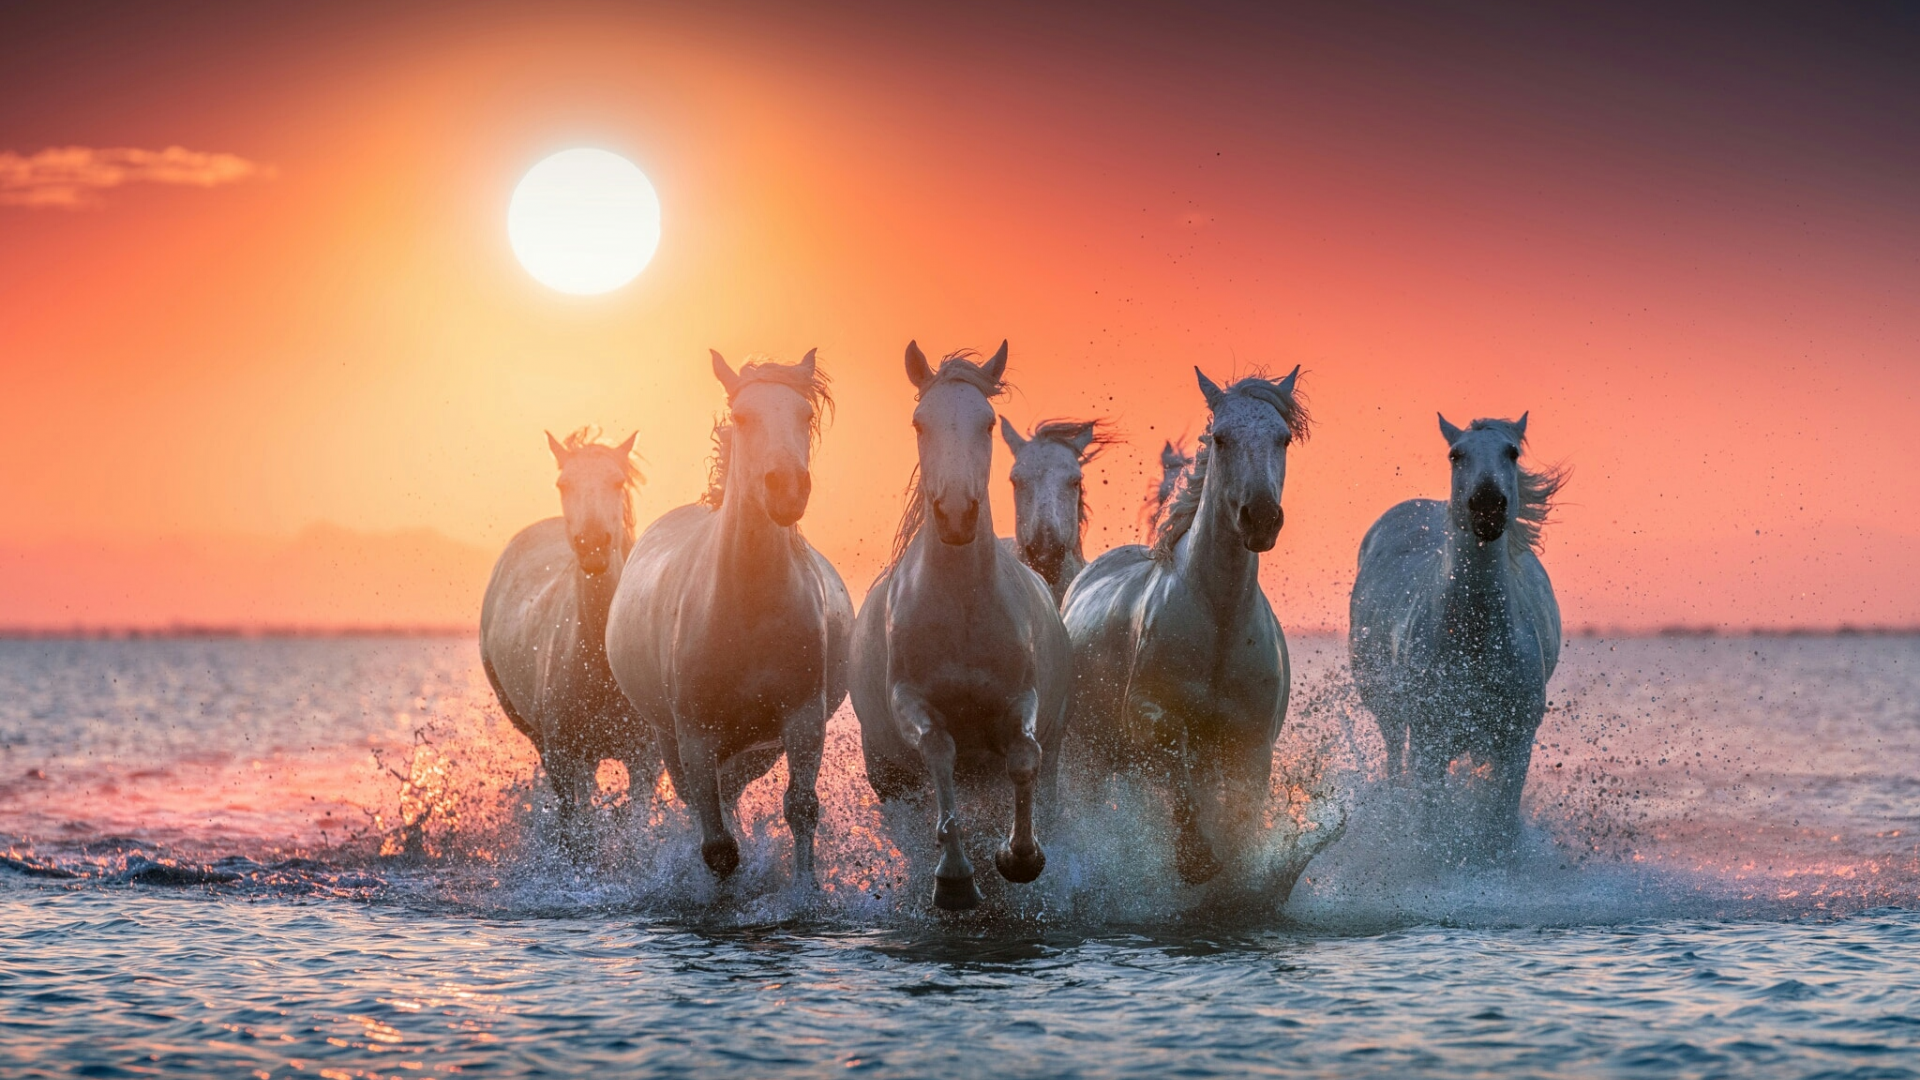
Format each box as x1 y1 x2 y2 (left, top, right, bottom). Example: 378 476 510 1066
1195 367 1225 410
1068 423 1097 455
1161 440 1183 468
710 350 741 397
1438 413 1464 443
980 340 1009 383
797 348 817 379
999 415 1027 454
1514 411 1529 439
615 431 638 458
546 430 570 468
905 340 934 390
1277 364 1302 395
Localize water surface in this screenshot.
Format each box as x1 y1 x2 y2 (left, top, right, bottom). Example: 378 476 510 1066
2 635 1916 1077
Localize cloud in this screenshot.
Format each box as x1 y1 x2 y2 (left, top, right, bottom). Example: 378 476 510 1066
0 145 275 208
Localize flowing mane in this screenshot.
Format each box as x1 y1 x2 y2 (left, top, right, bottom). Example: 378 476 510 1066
701 355 835 508
560 427 645 535
1150 371 1310 561
1465 417 1567 552
888 351 1010 567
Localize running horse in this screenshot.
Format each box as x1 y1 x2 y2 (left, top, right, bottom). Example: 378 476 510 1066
1349 413 1564 857
998 416 1109 607
1062 367 1308 885
480 429 658 847
851 342 1072 911
605 351 853 884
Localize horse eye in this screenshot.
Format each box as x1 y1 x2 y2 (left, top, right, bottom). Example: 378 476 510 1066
1506 445 1520 460
1212 434 1231 449
1449 449 1463 463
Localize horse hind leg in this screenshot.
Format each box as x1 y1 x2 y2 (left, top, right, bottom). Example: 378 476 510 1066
994 689 1047 884
780 700 827 887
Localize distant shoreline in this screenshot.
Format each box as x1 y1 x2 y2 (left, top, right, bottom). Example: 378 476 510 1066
0 624 1914 641
0 625 477 640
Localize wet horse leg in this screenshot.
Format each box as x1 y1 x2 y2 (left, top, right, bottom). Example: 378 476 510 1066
780 698 827 886
893 684 979 910
1171 725 1225 886
1218 731 1275 875
994 688 1046 884
1484 733 1536 858
544 750 597 861
676 726 739 877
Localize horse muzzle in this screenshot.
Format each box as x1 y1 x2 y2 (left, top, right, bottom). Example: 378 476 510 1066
1238 498 1283 552
1019 533 1068 580
1469 487 1508 542
572 532 613 575
933 497 980 545
764 467 812 527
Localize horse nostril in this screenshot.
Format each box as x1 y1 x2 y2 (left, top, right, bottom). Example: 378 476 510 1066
1468 486 1508 540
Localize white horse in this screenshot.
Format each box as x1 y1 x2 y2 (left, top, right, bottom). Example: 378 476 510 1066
1062 367 1307 886
851 342 1072 911
605 351 853 884
480 429 658 845
998 417 1108 607
1349 413 1564 856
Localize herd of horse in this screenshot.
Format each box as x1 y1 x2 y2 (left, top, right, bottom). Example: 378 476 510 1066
479 342 1565 910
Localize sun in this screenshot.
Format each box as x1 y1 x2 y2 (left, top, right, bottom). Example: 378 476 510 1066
507 148 661 295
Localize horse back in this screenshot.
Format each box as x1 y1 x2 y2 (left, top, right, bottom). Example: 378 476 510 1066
605 504 715 713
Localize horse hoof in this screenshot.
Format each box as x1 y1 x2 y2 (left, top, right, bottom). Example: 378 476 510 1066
702 836 740 878
994 842 1046 884
932 874 983 911
1174 838 1221 886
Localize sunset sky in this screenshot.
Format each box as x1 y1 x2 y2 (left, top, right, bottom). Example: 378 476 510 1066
2 1 1916 630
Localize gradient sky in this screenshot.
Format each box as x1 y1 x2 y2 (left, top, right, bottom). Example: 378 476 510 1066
2 0 1916 629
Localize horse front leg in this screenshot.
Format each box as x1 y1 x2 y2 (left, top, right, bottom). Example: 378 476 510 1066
1145 698 1220 886
675 726 739 877
780 698 827 887
893 685 979 910
1218 731 1275 875
544 750 597 862
994 689 1046 884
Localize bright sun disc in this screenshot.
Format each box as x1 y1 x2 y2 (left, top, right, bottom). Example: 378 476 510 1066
508 148 660 295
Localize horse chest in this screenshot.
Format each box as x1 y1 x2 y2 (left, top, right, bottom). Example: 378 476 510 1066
1130 601 1281 729
673 587 826 723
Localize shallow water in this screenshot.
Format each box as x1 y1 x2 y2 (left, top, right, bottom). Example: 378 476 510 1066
2 634 1917 1077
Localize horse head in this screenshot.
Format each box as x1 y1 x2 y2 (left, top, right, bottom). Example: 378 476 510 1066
712 349 825 528
1002 417 1097 582
1439 412 1527 543
907 340 1007 545
1195 365 1304 553
546 428 640 575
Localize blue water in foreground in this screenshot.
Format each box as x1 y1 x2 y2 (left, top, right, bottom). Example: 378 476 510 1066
2 635 1917 1077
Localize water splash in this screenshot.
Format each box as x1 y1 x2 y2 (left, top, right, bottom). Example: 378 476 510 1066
3 635 1915 928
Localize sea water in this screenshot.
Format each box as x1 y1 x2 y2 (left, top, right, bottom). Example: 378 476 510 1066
1 634 1915 1077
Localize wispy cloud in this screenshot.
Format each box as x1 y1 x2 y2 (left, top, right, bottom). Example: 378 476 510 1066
0 145 275 208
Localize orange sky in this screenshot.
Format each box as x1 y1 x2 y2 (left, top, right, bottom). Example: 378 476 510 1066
2 1 1917 630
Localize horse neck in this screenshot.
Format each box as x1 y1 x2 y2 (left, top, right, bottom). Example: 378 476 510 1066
1174 469 1260 610
1441 522 1514 644
713 481 800 592
573 541 624 654
917 490 999 587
